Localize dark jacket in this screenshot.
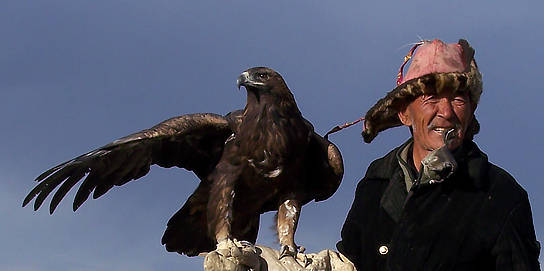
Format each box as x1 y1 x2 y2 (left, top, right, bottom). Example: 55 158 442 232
338 140 541 270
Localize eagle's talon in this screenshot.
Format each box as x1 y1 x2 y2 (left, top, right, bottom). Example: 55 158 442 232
279 245 297 259
238 240 254 247
302 254 311 267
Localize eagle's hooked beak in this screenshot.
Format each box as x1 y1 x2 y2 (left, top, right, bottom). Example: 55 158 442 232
237 70 266 90
237 71 250 90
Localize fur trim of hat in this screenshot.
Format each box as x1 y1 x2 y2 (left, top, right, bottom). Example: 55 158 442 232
362 39 482 143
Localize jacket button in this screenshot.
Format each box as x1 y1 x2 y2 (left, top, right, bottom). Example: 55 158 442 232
378 245 389 255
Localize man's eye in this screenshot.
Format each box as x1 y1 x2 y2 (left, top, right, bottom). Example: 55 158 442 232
453 96 467 105
422 95 437 102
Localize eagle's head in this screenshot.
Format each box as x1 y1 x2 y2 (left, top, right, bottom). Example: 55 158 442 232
237 67 290 98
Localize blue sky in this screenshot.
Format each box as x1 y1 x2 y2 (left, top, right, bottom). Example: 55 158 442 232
2 1 543 270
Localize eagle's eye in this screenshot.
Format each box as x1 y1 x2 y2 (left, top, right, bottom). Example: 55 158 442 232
257 73 269 80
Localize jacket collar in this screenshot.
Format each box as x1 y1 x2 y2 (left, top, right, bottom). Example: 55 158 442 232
379 140 412 223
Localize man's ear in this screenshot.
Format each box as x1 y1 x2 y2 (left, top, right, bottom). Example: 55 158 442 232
398 107 412 127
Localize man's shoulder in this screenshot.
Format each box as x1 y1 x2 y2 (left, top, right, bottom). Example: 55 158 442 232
486 162 529 203
462 141 528 203
468 141 529 206
364 143 405 181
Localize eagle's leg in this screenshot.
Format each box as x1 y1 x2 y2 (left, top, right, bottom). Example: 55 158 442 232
208 180 246 258
277 199 301 259
207 170 237 245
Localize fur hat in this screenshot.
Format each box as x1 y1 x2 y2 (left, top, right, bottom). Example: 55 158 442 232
362 39 482 143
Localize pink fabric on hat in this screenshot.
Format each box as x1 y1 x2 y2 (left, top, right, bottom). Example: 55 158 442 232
402 39 468 84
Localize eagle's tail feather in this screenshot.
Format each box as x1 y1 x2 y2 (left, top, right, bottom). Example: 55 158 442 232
161 183 215 256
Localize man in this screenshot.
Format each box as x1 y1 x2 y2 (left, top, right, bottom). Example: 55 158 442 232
337 39 541 270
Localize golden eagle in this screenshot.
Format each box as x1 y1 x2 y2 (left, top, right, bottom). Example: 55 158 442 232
23 67 343 258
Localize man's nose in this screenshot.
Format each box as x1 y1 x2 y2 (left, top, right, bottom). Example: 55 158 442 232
436 98 455 119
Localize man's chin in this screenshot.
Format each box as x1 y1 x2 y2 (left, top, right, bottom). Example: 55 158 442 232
426 133 446 148
426 131 463 149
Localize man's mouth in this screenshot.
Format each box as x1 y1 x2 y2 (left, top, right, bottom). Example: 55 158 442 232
431 127 452 134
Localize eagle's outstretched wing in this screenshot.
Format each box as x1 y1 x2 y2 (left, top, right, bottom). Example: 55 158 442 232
23 113 233 214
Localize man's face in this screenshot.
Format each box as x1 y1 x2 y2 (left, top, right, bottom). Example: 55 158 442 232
398 89 474 154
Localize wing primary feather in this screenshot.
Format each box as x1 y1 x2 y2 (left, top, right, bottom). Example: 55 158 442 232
23 181 49 207
72 172 101 211
33 175 70 211
31 164 85 210
49 172 86 214
92 183 114 199
34 149 103 182
34 161 70 182
24 164 74 208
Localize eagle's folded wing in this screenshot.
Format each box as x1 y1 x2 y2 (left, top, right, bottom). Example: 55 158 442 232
306 132 344 202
